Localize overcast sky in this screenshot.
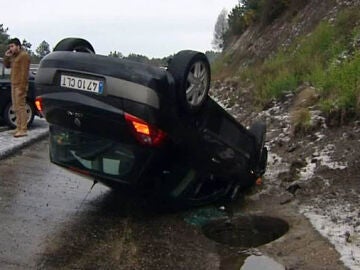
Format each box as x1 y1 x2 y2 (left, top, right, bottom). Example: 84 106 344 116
2 0 238 58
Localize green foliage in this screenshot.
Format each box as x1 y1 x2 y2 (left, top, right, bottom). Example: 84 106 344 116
108 51 170 67
227 4 249 36
36 40 50 59
126 53 149 63
0 24 9 56
21 39 32 55
263 71 298 100
224 0 289 48
317 52 360 113
291 108 312 134
210 51 236 80
236 7 360 118
0 24 47 63
260 0 290 25
109 51 124 58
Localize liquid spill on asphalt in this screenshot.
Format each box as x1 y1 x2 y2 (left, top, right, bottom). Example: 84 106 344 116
184 207 289 270
183 206 227 226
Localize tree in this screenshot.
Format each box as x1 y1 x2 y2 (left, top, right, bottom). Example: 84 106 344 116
36 40 51 59
21 39 32 54
0 24 10 56
126 53 149 64
109 50 123 58
212 9 229 51
227 4 247 36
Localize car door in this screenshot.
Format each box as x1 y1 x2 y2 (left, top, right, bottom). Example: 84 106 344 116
194 98 255 177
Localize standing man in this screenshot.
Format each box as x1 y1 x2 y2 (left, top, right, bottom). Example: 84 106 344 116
4 38 30 137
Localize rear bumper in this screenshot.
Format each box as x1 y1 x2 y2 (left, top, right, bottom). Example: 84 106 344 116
36 51 176 111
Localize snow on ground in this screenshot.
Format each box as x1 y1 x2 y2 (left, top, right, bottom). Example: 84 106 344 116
254 101 359 269
296 140 359 269
298 143 348 181
212 85 360 269
301 201 360 270
297 145 359 270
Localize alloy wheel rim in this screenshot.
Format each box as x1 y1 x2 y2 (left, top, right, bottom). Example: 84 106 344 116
186 61 209 106
8 104 32 126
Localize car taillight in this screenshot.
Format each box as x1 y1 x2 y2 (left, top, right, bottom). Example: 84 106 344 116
35 97 43 113
124 113 167 146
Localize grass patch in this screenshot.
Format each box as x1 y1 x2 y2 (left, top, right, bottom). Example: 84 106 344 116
317 52 360 114
210 50 242 80
291 108 312 134
225 7 360 119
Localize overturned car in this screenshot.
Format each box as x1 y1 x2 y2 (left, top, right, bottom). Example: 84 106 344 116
35 38 267 207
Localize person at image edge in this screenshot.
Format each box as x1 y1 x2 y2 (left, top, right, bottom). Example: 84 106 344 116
3 38 31 137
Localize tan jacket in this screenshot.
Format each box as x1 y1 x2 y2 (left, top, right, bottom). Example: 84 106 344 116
4 50 30 89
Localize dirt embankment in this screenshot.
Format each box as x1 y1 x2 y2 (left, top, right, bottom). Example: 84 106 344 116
210 1 360 268
225 0 360 71
210 77 360 269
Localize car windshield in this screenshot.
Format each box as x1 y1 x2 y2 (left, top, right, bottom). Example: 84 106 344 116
49 125 152 182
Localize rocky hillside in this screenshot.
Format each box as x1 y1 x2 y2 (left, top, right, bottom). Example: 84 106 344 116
222 0 360 73
210 1 360 269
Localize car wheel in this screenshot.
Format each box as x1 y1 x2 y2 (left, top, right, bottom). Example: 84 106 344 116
3 101 35 129
53 38 95 54
249 121 267 173
249 121 266 151
167 50 211 114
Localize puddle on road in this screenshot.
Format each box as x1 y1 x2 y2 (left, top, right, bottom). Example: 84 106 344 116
185 209 289 270
220 252 286 270
202 215 289 269
202 215 289 247
240 255 285 270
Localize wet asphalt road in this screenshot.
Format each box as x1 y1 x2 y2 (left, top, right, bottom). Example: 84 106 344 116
0 138 250 270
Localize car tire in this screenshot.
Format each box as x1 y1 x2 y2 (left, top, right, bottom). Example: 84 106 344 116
249 121 266 150
167 50 211 114
163 168 231 208
53 38 95 54
249 121 267 173
3 101 35 129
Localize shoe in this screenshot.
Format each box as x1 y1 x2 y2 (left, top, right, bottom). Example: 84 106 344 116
14 131 28 138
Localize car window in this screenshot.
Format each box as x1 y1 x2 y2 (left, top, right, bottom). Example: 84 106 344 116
29 64 39 77
0 58 37 79
0 58 11 79
4 67 11 77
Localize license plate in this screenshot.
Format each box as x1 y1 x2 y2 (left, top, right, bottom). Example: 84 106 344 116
60 75 104 94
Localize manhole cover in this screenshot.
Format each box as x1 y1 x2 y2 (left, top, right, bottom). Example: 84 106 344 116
202 215 289 247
